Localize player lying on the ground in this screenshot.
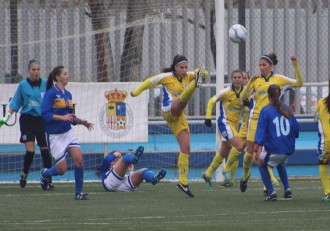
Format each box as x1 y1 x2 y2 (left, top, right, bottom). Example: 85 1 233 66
101 146 166 192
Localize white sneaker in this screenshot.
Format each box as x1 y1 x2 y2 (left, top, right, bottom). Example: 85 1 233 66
195 66 205 87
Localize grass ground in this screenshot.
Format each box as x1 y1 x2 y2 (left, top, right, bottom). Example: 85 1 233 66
0 179 329 231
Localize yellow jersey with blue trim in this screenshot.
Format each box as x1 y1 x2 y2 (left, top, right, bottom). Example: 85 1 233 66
245 73 302 120
206 85 245 125
132 71 196 112
315 98 330 154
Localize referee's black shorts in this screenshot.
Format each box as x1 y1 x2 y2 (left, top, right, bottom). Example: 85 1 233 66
19 114 47 147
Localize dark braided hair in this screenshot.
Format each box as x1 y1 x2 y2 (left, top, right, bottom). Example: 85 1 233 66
267 84 293 119
46 66 65 90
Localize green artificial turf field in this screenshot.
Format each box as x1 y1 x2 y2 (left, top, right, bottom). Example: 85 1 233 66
0 179 329 231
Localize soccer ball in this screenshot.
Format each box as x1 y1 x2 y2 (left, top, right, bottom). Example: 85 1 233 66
229 24 247 44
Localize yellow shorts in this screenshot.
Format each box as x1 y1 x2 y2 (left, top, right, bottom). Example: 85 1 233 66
162 111 190 138
324 153 330 163
318 152 330 164
247 118 257 142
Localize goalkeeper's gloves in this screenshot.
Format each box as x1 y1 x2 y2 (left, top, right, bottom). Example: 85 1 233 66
204 119 212 127
0 113 11 128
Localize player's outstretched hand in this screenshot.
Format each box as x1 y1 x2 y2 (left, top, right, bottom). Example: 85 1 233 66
204 119 212 127
82 121 94 131
252 151 258 164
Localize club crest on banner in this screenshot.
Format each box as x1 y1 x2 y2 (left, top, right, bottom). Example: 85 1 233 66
99 89 133 138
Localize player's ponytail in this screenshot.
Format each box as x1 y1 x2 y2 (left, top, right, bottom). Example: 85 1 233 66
46 66 65 90
268 84 293 119
162 54 187 73
260 52 278 66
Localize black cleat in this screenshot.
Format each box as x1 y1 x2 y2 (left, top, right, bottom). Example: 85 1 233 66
240 173 250 192
284 188 292 200
75 193 89 200
19 172 27 188
47 182 55 191
176 182 194 198
265 191 277 201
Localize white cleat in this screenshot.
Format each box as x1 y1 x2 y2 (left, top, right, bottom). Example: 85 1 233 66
195 66 205 87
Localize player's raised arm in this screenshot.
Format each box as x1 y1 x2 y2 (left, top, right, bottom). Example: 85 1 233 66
290 55 303 88
240 73 258 100
204 94 220 127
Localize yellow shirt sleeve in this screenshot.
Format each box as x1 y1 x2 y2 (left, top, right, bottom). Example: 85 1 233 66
291 60 303 87
131 78 154 97
205 89 226 119
205 97 216 119
240 79 255 100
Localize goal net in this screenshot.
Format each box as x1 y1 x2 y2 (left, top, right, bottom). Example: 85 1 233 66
1 0 326 184
0 0 216 183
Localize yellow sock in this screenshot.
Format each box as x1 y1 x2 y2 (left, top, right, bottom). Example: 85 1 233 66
319 164 330 195
243 152 252 181
205 154 224 178
231 160 239 181
179 81 196 103
268 167 279 185
178 152 189 185
224 147 241 172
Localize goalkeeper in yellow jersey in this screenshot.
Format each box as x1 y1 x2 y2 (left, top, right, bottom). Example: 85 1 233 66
130 54 208 197
202 70 246 187
239 52 303 193
315 78 330 202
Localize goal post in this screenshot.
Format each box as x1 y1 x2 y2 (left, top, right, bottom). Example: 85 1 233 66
214 0 225 182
